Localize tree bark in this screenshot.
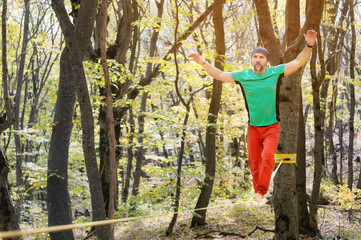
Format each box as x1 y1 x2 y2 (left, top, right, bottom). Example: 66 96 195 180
100 0 117 236
14 0 30 190
254 0 324 238
122 109 135 204
191 0 224 227
347 0 356 190
323 0 349 168
47 50 76 240
337 118 344 184
49 0 110 239
0 2 18 235
329 73 339 185
309 33 326 236
0 0 13 134
131 92 148 208
285 0 300 47
0 147 20 238
296 89 312 235
166 1 189 233
98 0 134 214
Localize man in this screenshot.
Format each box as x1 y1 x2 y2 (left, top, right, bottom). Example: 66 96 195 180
188 30 317 203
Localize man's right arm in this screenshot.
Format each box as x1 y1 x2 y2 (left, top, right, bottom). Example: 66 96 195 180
188 53 235 84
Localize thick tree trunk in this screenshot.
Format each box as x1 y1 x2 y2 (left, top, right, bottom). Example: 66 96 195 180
98 0 134 214
47 50 76 240
275 3 302 236
310 88 323 235
285 0 300 47
274 69 302 239
50 0 110 239
191 0 224 227
0 144 20 239
100 0 117 235
0 0 18 235
254 0 324 238
296 89 312 235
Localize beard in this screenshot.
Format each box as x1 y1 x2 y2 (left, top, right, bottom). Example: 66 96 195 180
253 64 264 73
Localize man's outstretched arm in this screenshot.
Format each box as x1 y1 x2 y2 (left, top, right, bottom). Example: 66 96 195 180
284 30 317 77
188 53 235 83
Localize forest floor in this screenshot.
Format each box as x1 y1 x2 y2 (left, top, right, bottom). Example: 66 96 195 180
110 195 361 240
21 193 361 240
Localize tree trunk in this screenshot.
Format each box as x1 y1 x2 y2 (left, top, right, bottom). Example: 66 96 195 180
273 2 301 236
131 92 148 210
100 0 117 235
254 0 324 238
357 162 361 189
0 144 20 239
191 0 224 227
347 0 356 190
308 33 326 236
166 112 190 235
323 0 349 168
98 0 134 214
310 88 323 235
122 109 135 203
14 0 30 192
329 76 339 185
338 119 344 184
285 0 300 47
166 2 191 233
0 0 18 235
192 103 206 164
0 0 13 134
50 0 110 239
47 50 76 240
296 89 312 235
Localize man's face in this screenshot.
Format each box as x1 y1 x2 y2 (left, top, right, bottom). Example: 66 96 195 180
252 53 268 74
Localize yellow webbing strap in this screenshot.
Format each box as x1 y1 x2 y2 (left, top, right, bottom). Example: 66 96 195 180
245 154 297 164
270 154 297 182
274 154 297 165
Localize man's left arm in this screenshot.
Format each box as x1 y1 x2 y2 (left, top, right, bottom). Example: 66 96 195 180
284 30 317 77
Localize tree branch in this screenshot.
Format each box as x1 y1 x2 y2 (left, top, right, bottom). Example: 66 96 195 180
127 3 214 101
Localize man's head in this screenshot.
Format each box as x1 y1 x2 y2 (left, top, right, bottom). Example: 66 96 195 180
251 47 270 74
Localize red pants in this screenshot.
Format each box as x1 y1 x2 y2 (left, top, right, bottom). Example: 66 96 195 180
247 122 280 196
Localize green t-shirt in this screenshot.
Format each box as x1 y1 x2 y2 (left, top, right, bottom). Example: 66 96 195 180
231 64 285 126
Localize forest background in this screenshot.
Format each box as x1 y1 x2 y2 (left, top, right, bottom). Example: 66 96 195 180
0 0 361 239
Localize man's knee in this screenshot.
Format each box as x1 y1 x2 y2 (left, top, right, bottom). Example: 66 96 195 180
263 153 275 169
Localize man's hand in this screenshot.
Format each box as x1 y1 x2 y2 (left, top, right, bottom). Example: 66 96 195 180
188 52 204 65
304 30 317 47
284 30 318 76
187 52 235 83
